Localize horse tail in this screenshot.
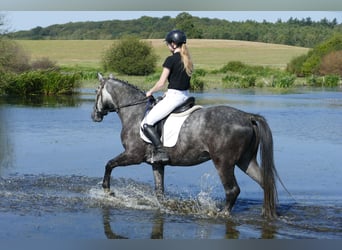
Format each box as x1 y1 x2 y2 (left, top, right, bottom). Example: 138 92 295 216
252 114 278 219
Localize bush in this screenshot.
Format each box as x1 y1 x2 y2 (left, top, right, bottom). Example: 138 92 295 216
323 75 340 87
306 75 323 86
222 74 257 88
31 57 59 71
102 37 158 75
287 34 342 76
0 39 30 73
273 74 296 88
190 68 207 91
244 75 257 87
286 54 308 76
218 61 276 77
219 61 246 73
319 50 342 77
214 60 300 88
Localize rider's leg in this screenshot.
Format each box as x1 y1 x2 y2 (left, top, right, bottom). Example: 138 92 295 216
142 124 169 163
142 89 188 163
144 89 189 125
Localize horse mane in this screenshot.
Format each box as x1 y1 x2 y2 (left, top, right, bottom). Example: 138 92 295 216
109 77 146 96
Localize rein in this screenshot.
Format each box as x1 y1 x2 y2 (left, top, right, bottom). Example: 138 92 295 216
95 77 152 115
108 97 150 113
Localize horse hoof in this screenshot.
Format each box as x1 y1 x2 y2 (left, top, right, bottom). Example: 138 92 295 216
104 188 115 196
218 209 231 218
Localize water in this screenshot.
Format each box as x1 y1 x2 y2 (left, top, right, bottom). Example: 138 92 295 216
0 87 341 239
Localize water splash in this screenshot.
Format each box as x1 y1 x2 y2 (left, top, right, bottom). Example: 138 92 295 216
1 174 341 238
87 174 223 217
88 178 161 210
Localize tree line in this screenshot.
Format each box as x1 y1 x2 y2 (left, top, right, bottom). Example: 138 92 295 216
3 12 342 48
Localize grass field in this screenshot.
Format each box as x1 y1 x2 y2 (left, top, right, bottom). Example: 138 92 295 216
15 39 310 89
17 39 309 71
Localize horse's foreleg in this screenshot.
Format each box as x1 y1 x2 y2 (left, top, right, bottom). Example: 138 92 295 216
152 163 165 199
102 161 114 192
102 152 142 192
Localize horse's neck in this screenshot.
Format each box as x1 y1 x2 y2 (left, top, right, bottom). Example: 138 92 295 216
117 104 145 128
111 82 146 130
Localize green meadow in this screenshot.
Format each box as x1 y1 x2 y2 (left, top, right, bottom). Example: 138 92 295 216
17 39 308 69
16 39 309 89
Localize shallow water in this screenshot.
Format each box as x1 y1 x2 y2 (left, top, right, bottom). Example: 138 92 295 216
0 87 341 239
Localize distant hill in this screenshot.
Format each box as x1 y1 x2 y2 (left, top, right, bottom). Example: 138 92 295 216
4 12 342 48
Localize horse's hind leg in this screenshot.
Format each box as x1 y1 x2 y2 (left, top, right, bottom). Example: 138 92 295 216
213 159 240 215
238 157 263 188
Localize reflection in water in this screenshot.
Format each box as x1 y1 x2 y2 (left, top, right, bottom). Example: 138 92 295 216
101 206 277 239
260 221 277 239
0 106 12 174
225 220 239 239
102 206 128 239
1 93 84 107
151 212 164 239
0 92 84 173
102 208 165 239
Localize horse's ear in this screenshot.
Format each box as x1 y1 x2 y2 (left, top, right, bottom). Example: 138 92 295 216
98 72 103 81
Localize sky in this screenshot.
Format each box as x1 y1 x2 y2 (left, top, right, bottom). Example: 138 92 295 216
2 11 342 32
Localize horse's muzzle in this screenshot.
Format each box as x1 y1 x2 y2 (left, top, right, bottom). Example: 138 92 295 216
91 110 104 122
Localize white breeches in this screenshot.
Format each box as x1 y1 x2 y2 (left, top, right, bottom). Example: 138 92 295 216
142 89 189 126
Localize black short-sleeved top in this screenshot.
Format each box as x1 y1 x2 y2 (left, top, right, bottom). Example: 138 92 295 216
162 52 191 91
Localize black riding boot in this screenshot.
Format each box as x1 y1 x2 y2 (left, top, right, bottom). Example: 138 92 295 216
143 124 169 163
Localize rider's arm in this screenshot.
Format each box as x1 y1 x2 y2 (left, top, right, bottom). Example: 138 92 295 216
146 67 170 97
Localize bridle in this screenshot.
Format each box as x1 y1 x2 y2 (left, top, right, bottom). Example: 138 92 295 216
94 81 150 115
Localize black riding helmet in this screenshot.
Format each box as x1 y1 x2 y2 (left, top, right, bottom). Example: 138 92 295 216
165 30 187 46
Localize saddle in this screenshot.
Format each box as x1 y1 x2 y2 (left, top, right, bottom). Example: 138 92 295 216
140 96 202 147
153 96 195 133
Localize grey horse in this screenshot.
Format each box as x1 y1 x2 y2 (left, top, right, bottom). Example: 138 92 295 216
91 73 279 218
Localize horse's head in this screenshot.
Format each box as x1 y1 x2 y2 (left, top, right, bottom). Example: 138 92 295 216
91 73 115 122
91 73 148 123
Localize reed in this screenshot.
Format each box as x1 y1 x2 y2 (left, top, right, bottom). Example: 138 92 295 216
0 70 81 96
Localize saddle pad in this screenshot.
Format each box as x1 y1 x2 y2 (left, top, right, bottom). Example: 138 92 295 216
162 105 202 147
140 105 202 147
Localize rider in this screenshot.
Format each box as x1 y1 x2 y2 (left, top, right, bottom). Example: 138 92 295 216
142 30 194 163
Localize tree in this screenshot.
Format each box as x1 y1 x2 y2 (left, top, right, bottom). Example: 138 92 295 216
287 33 342 76
102 37 158 75
0 13 8 34
175 12 203 38
0 39 30 73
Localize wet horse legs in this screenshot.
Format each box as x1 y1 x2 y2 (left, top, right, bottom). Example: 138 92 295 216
102 151 143 192
152 163 165 199
214 160 241 214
